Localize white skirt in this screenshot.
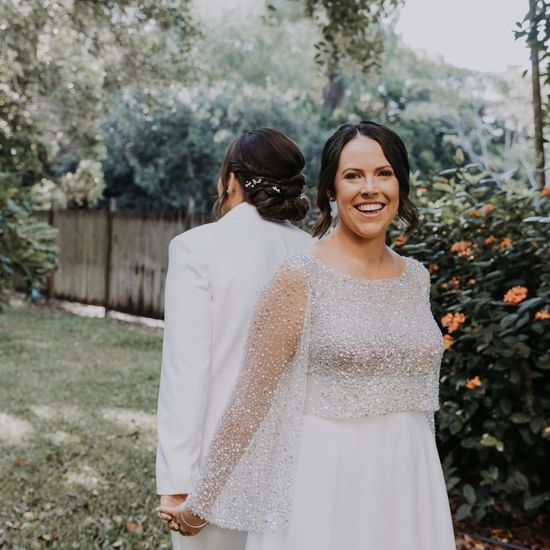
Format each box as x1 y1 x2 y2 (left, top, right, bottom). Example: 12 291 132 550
171 524 246 550
246 411 456 550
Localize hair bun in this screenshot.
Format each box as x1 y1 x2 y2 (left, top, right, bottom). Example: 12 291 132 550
246 172 308 222
255 192 310 222
216 128 309 222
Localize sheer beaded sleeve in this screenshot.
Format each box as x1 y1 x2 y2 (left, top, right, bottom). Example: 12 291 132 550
183 257 311 533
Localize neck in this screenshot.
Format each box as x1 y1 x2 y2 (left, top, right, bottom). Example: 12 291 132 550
330 223 390 265
223 195 245 214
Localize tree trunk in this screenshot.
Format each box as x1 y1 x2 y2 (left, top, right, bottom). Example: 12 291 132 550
529 0 546 189
322 73 346 114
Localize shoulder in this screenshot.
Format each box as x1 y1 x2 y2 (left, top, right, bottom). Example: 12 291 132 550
168 222 219 255
405 255 429 276
273 253 318 293
264 253 315 297
280 222 314 242
281 252 317 276
404 256 431 292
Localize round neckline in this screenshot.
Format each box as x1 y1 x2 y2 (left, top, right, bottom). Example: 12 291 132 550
306 253 409 283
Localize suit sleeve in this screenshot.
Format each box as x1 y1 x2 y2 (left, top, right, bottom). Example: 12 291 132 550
156 235 212 495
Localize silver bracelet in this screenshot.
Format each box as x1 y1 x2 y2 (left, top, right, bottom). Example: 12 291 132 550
179 511 208 529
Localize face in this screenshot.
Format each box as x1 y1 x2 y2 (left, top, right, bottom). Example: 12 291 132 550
333 135 400 241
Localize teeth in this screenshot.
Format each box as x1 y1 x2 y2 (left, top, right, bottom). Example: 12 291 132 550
357 203 384 212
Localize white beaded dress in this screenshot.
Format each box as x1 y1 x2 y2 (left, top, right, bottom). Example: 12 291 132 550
184 253 456 550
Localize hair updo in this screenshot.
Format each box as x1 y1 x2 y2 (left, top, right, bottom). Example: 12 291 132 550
214 128 309 222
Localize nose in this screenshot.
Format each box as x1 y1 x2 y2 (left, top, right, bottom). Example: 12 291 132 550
360 174 377 195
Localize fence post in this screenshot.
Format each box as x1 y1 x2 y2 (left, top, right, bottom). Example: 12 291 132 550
104 198 116 317
47 203 58 301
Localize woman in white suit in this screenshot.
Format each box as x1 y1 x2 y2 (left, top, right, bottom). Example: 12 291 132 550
156 128 313 549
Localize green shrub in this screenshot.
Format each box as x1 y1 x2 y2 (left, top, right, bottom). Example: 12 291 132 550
0 178 58 305
391 159 550 523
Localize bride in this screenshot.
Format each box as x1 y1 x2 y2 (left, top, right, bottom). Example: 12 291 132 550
160 120 456 549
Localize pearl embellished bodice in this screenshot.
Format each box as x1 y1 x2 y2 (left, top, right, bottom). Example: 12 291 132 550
303 254 443 417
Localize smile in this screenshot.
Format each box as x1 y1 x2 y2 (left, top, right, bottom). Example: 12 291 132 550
354 203 386 217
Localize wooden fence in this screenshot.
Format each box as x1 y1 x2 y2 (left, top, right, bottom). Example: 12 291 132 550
34 209 211 319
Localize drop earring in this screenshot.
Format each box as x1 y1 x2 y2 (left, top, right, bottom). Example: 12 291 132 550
329 199 338 220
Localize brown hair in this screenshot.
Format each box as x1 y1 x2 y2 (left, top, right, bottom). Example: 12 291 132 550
312 120 418 238
213 128 309 222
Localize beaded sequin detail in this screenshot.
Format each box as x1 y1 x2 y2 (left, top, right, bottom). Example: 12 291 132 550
184 253 444 533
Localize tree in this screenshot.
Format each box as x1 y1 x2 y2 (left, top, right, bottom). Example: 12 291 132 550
0 0 198 301
0 0 198 185
286 0 405 74
515 0 549 189
264 0 404 114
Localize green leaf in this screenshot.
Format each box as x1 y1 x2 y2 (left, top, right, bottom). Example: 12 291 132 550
499 397 512 415
513 471 529 490
524 494 548 511
529 417 544 434
510 412 530 424
463 484 477 504
433 183 455 194
455 503 472 521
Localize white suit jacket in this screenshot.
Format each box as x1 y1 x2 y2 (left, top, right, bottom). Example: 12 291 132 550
156 202 312 495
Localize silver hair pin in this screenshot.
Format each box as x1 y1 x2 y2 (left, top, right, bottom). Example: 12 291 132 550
244 177 263 189
272 185 281 193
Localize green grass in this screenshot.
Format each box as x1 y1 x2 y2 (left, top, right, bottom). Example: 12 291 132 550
0 305 170 549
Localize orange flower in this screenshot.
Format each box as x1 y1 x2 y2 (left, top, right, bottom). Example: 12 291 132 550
428 263 440 273
503 286 528 305
542 187 550 196
484 235 495 245
449 276 461 288
466 376 481 389
442 276 461 290
441 312 467 334
451 240 473 258
499 237 512 249
394 234 408 247
443 334 454 350
535 309 550 320
483 203 494 215
469 208 479 217
467 278 477 286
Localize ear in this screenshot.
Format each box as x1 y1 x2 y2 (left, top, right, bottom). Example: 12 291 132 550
227 172 240 194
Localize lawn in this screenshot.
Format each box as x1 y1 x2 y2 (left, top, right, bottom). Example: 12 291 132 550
1 305 544 550
0 305 168 549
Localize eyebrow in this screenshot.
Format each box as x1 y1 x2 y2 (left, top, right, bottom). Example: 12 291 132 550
341 165 393 172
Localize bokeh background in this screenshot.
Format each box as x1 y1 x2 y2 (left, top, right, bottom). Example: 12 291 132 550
1 0 549 548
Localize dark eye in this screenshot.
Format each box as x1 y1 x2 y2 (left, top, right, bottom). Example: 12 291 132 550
343 172 360 179
379 170 393 177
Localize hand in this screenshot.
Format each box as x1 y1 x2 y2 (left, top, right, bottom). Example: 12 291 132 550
158 494 187 533
158 501 209 537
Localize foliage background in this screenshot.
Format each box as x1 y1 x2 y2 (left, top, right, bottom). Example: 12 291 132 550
389 163 550 522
